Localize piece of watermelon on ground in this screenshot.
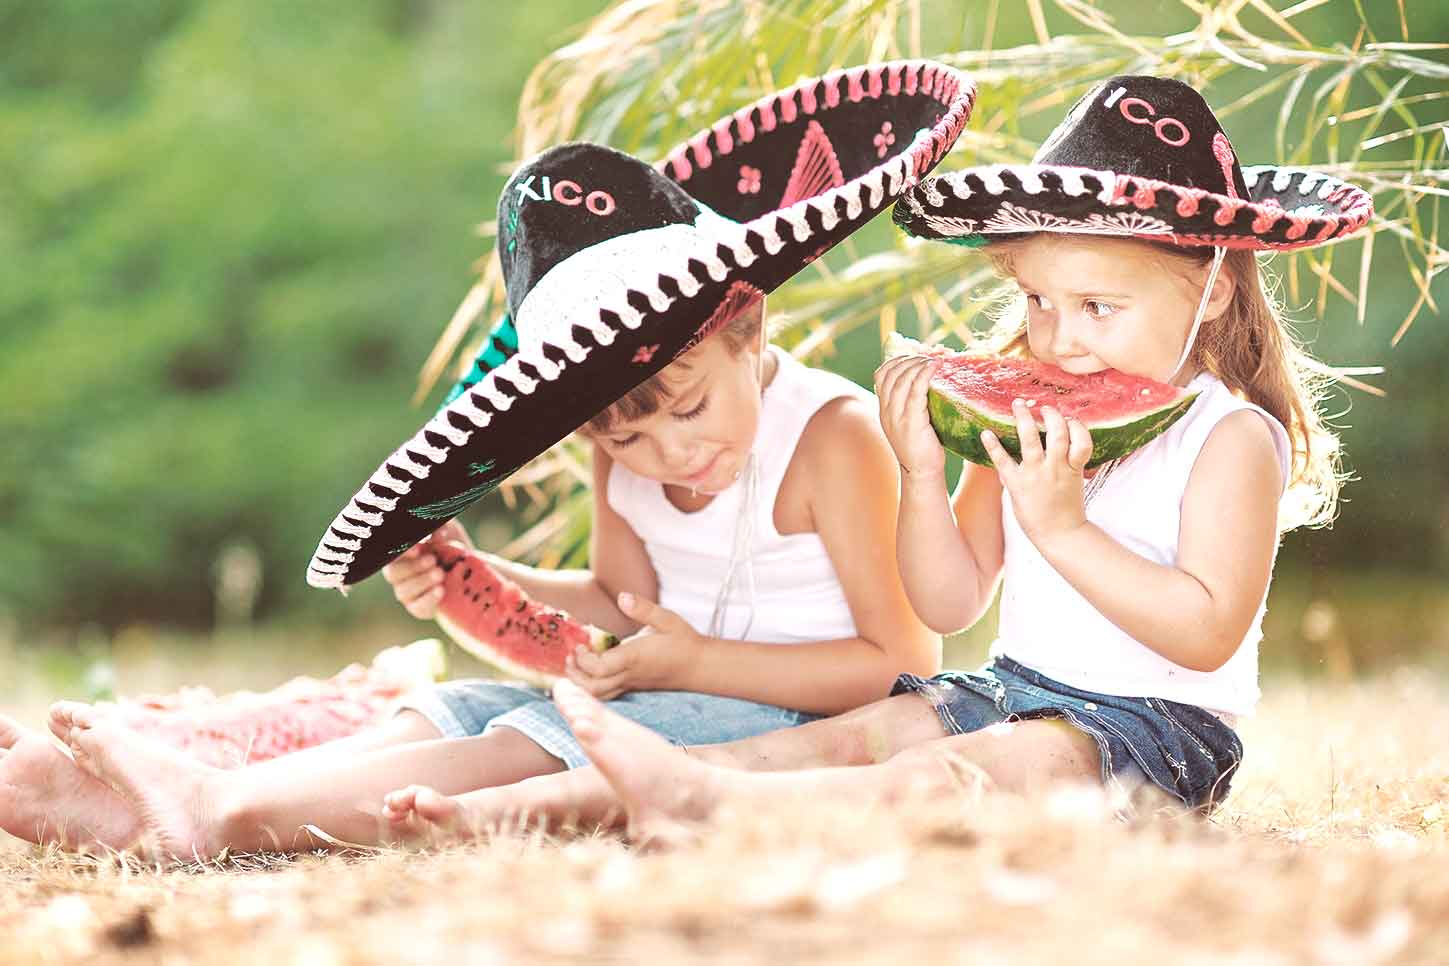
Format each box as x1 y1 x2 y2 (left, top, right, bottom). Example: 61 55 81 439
99 639 448 769
432 543 617 689
885 333 1198 468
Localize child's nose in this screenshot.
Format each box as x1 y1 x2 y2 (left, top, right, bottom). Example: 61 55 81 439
653 433 695 469
1048 313 1085 359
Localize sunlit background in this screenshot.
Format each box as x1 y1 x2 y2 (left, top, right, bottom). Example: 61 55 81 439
2 0 1445 706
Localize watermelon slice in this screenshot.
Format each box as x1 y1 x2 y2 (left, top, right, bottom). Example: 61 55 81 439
101 639 449 768
432 543 618 688
886 334 1198 468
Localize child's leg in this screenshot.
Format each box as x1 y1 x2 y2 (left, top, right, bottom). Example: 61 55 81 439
552 681 1098 841
380 691 949 837
51 703 568 859
0 714 142 852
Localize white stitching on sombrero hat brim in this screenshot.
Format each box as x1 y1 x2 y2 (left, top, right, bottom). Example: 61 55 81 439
902 162 1372 250
307 61 976 589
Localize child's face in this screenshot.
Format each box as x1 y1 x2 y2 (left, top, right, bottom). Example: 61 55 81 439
592 336 763 494
1009 235 1216 384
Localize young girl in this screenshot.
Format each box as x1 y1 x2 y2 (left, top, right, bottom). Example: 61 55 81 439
378 74 1373 840
23 61 974 856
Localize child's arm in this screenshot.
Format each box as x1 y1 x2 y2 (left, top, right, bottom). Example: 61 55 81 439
879 355 1004 632
984 402 1282 672
567 398 942 716
381 448 655 638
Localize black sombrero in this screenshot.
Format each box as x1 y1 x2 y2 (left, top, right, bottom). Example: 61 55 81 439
894 74 1372 250
308 60 976 589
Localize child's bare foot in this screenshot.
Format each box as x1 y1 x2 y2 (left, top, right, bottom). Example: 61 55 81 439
552 679 720 845
0 715 141 852
49 701 224 860
382 784 463 833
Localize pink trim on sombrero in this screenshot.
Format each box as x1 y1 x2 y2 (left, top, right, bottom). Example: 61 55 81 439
658 60 972 191
308 64 976 589
913 161 1371 251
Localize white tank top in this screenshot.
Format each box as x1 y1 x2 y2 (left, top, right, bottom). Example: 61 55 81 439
607 347 870 644
993 372 1291 717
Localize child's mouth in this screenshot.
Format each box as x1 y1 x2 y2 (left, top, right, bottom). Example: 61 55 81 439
682 452 722 486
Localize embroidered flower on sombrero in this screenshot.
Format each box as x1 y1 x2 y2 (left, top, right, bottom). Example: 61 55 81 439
307 61 978 589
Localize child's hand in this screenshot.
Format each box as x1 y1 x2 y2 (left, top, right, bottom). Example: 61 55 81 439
980 400 1093 548
562 593 703 701
380 521 474 620
873 355 946 481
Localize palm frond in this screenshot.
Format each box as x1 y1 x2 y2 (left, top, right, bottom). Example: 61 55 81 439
422 0 1446 562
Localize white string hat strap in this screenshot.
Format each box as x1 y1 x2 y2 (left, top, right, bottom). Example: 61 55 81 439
706 306 769 640
1171 244 1226 382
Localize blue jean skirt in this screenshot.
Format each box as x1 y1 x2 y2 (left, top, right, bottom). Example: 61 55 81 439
892 656 1243 812
399 679 819 770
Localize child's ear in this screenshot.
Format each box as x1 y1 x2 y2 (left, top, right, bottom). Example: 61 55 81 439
1204 259 1236 320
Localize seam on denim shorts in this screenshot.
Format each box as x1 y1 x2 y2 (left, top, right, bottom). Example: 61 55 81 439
395 692 471 740
1077 707 1195 807
487 717 588 770
1150 697 1219 765
1047 707 1120 791
897 674 969 736
1151 697 1244 808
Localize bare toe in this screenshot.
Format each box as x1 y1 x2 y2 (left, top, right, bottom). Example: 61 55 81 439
382 786 421 823
411 787 459 825
0 715 23 751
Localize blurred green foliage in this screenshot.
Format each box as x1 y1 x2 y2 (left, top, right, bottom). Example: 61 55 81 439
1 0 1445 640
0 0 606 627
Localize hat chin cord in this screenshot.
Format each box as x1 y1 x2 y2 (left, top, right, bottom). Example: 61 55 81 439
1170 244 1226 384
706 313 768 641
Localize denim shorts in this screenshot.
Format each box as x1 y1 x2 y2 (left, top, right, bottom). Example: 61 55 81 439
892 656 1244 812
398 679 819 770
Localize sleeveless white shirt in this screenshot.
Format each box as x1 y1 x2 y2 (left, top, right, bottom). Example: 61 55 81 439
993 372 1291 717
607 347 869 644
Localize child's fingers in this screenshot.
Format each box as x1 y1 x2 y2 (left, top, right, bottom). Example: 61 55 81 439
427 520 473 550
618 592 691 636
905 357 939 412
1012 399 1044 462
405 587 445 621
564 657 628 700
392 566 442 604
979 430 1018 481
571 642 618 678
884 358 930 426
381 550 428 584
1041 406 1070 465
1067 417 1094 472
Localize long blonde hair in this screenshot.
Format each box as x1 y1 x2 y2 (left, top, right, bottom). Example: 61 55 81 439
980 236 1342 531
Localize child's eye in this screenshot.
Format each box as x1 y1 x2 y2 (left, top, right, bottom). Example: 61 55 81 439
609 433 642 449
1084 299 1116 319
1025 293 1053 311
675 396 710 421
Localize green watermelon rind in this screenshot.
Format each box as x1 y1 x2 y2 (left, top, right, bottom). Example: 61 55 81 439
435 601 618 690
927 385 1199 469
884 333 1199 469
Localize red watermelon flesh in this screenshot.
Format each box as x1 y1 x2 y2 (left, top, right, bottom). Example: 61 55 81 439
432 543 618 688
100 639 448 769
885 333 1199 468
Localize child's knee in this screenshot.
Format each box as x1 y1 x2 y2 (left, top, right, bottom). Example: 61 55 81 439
390 709 445 744
885 740 993 800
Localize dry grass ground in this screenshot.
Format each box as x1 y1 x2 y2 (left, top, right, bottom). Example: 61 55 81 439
1 666 1447 965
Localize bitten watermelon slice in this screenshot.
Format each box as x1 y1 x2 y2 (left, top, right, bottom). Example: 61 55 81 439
102 639 449 768
432 543 618 688
886 334 1198 468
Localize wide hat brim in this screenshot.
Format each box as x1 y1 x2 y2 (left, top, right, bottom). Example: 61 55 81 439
308 60 975 589
892 161 1373 250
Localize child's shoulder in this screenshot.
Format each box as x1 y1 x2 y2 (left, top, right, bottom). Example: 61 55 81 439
792 393 893 482
1194 408 1285 494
